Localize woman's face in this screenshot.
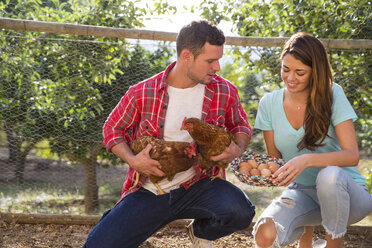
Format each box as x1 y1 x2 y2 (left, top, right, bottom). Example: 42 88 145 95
281 54 312 94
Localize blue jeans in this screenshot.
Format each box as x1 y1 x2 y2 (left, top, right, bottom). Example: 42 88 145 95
84 178 255 248
253 166 372 247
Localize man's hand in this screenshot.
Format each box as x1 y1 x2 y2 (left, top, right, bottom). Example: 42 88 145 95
210 141 243 163
130 144 165 177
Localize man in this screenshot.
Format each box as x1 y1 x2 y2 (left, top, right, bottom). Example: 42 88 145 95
84 20 255 248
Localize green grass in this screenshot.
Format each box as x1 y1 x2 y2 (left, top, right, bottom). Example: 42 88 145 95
0 182 121 215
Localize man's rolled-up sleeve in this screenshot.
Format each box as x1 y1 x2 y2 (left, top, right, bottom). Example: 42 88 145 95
226 91 252 139
103 88 139 152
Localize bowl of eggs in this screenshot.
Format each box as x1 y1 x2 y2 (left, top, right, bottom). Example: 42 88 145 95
230 150 286 186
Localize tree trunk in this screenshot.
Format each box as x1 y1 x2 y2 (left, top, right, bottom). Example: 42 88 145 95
81 157 99 214
4 123 26 182
66 143 102 214
14 153 27 182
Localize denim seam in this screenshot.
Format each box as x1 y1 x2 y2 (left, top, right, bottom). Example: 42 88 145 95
280 207 320 247
322 178 348 239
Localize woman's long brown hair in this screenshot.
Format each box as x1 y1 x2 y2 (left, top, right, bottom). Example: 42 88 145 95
281 32 333 151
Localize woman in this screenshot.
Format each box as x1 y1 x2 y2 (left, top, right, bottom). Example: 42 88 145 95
252 32 372 248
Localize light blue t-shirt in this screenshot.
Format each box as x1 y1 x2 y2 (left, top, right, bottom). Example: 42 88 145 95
254 83 365 186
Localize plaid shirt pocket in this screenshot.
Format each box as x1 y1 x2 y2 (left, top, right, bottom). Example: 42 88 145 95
137 119 159 137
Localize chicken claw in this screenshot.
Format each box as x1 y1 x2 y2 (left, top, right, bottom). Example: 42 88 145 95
154 183 165 195
128 172 140 191
210 168 225 181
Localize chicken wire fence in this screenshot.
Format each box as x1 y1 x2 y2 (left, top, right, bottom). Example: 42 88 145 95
0 32 371 214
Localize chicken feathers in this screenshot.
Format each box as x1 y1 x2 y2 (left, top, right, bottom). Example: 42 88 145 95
131 135 196 194
180 117 237 178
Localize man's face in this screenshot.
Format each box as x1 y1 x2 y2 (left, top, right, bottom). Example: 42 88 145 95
186 42 223 84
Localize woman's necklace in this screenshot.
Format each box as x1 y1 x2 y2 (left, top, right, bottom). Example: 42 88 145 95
284 89 308 111
296 104 306 110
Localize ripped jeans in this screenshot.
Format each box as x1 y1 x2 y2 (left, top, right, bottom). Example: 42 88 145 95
253 166 372 247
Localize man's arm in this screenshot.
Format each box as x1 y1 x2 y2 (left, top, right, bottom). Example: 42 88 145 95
103 87 137 153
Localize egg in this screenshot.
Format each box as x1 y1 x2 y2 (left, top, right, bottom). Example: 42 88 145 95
250 168 260 176
268 162 280 173
260 168 272 177
239 166 250 175
257 163 269 171
248 159 258 169
240 161 252 169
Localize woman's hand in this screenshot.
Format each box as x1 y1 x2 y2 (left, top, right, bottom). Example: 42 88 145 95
272 155 309 186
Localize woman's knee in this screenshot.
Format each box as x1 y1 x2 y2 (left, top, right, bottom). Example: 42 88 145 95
316 166 349 206
316 166 345 189
253 218 277 248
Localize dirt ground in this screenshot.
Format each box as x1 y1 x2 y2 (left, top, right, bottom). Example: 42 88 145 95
1 156 371 247
1 219 372 248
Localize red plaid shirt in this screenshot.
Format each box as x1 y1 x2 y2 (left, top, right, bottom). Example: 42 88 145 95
103 62 252 201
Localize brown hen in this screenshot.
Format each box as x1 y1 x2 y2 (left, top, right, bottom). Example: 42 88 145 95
180 117 237 179
131 135 196 194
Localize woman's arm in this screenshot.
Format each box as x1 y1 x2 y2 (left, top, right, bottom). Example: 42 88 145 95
262 130 282 159
273 119 359 186
300 119 359 167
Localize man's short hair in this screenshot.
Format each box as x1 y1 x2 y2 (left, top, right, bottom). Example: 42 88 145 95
176 20 225 58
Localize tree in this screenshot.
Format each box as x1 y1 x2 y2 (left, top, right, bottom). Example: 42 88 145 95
43 1 172 213
0 35 57 182
0 0 173 213
198 0 372 154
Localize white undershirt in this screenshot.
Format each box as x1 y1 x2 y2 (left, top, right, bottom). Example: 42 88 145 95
142 84 205 194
